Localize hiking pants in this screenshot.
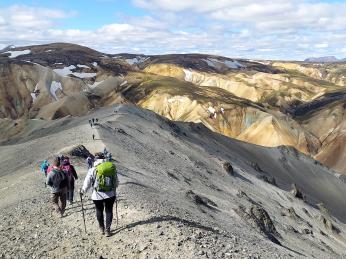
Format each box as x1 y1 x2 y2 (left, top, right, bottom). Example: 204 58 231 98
67 180 75 203
93 196 116 230
51 188 67 215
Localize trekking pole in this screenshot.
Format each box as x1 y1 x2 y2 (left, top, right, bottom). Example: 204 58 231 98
115 185 119 227
79 192 87 233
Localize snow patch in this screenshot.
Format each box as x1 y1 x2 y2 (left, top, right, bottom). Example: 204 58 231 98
204 59 216 68
73 72 97 78
54 65 76 77
77 64 90 68
31 84 39 101
45 50 53 52
5 49 31 58
224 60 245 69
31 93 37 101
203 58 246 69
50 81 62 100
208 106 216 114
54 65 96 78
183 69 193 81
167 97 186 104
125 56 149 65
92 62 98 67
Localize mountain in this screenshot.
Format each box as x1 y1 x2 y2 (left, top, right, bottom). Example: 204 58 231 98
2 43 346 257
304 56 340 62
1 104 346 258
1 42 346 177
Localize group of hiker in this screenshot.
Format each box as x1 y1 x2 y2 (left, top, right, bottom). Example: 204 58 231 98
40 148 118 237
89 118 99 127
85 148 112 169
40 155 78 215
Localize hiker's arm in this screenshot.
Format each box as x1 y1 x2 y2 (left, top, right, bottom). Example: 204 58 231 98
81 169 94 193
46 174 52 186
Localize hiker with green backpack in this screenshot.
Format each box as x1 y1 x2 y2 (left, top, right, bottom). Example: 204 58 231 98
80 152 119 237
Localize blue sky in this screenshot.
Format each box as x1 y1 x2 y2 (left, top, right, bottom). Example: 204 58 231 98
0 0 346 60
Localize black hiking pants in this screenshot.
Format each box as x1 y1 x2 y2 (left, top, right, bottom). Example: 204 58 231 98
67 180 75 203
93 196 116 230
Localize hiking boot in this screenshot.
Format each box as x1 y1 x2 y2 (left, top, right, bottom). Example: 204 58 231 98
99 227 105 235
105 228 111 237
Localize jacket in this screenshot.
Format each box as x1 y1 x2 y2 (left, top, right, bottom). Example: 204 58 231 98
81 159 119 200
40 161 49 172
46 166 68 193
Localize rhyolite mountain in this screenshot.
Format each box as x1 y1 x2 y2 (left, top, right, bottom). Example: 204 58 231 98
1 43 346 175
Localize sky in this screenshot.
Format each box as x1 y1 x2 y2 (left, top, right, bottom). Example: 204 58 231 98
0 0 346 60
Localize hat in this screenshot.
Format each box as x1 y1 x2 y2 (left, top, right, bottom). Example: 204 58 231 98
94 152 105 159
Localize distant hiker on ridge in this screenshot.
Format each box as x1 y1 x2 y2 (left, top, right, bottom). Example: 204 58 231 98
61 157 78 205
46 157 68 217
92 134 95 140
40 160 50 177
80 152 119 237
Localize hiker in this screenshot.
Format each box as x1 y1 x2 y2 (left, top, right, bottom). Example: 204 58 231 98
80 152 119 237
58 154 65 163
46 157 68 217
40 160 50 177
61 157 78 205
92 134 95 140
103 147 108 156
86 156 94 169
106 152 112 162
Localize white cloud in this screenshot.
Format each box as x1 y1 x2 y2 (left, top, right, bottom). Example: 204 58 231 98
0 2 345 60
315 43 328 49
0 5 74 30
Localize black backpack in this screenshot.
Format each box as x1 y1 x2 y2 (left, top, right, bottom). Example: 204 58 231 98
52 169 68 189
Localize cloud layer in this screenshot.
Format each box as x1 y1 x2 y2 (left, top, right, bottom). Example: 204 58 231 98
0 1 345 60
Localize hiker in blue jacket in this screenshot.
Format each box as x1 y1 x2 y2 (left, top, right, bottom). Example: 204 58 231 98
40 160 50 177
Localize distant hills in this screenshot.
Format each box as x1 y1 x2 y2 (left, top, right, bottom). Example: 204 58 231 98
304 56 346 63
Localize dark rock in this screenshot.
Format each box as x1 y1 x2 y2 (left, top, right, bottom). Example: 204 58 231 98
68 145 93 159
251 162 262 172
234 205 281 245
223 162 234 175
317 215 341 234
301 228 313 235
186 190 218 210
291 184 304 199
256 174 277 186
302 208 310 217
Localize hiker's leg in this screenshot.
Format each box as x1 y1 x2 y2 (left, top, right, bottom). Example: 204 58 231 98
69 181 75 203
60 191 67 215
93 199 105 229
104 196 116 230
51 193 61 213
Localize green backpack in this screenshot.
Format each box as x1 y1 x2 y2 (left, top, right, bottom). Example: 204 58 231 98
94 162 116 192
